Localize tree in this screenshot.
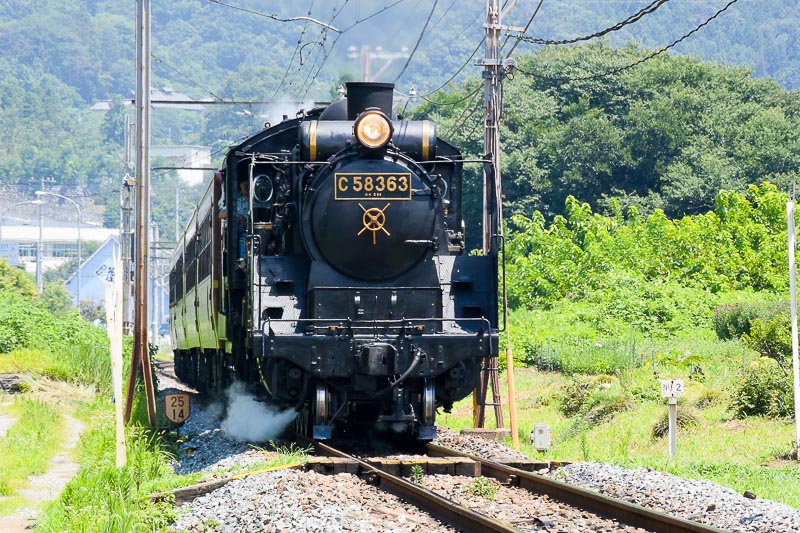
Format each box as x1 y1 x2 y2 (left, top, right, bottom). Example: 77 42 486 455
41 280 73 315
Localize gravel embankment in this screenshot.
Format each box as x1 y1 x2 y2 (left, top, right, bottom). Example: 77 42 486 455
170 469 455 533
552 462 800 533
171 399 268 475
432 426 529 462
166 387 800 533
421 474 647 532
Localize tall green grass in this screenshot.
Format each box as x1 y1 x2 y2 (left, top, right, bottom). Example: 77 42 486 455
37 422 177 533
0 399 63 496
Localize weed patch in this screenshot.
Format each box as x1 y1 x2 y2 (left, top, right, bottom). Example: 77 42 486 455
0 399 62 496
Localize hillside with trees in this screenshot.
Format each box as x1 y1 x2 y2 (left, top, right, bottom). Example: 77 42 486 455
0 0 799 236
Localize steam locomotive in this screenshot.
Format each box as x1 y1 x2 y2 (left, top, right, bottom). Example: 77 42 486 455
169 82 498 439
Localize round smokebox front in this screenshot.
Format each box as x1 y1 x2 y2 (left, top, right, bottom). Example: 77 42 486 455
309 158 436 281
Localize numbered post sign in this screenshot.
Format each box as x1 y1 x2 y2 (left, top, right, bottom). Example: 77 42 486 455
661 379 685 398
164 393 191 424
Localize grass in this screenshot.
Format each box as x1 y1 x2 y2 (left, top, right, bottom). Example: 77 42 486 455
0 398 64 497
36 394 312 533
0 344 117 395
440 358 800 508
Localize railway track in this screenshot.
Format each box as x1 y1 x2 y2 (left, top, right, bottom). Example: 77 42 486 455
313 440 727 533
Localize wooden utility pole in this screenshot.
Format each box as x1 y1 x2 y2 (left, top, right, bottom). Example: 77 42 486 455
474 0 520 448
125 0 157 426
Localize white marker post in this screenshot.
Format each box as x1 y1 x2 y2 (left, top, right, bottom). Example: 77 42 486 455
106 256 126 468
661 379 684 457
787 199 800 458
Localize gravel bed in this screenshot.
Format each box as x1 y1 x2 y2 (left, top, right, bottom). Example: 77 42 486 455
171 399 268 475
171 469 455 533
432 426 529 462
420 474 647 532
552 463 800 533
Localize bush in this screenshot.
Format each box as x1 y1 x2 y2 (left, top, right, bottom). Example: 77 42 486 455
730 358 793 418
742 312 792 364
41 280 74 315
651 406 701 439
713 300 785 341
559 377 596 417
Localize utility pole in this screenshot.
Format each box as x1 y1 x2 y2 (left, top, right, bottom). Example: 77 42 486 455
33 176 55 294
348 45 410 81
122 115 134 335
36 192 43 293
125 0 157 426
473 0 521 448
175 188 180 242
150 222 160 344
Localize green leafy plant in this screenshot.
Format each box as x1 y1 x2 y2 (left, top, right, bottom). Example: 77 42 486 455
467 477 497 500
730 358 793 418
409 464 424 484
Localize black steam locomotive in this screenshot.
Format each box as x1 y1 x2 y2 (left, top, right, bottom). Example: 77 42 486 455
169 82 498 439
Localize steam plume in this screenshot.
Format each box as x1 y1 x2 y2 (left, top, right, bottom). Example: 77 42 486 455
220 382 296 442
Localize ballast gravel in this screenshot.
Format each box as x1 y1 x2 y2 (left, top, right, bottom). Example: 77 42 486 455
170 469 455 533
552 462 800 533
421 474 647 532
432 425 529 462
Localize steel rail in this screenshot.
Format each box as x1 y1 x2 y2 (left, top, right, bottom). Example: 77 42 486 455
315 442 522 533
426 443 726 533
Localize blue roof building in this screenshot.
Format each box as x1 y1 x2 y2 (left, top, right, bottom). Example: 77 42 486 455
66 236 168 335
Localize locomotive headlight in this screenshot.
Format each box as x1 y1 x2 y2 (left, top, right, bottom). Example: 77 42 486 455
354 111 393 149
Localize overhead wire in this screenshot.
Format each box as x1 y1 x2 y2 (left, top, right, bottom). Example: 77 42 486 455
207 0 341 32
299 0 407 99
443 88 484 139
272 0 317 99
395 37 485 102
502 0 545 58
514 0 741 82
425 7 484 53
518 0 672 45
288 0 348 95
151 54 225 101
393 0 439 83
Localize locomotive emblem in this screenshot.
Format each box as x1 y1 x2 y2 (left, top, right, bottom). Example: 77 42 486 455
357 203 391 245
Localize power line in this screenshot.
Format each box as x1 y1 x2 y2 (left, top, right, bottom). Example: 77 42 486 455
395 37 485 101
207 0 341 32
420 84 483 106
151 54 225 101
514 0 740 82
394 0 439 83
272 0 317 99
425 7 483 53
300 0 407 99
289 0 348 95
517 0 672 46
503 0 545 58
443 88 484 139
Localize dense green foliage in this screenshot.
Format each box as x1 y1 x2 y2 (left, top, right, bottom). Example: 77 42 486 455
0 261 110 391
416 46 800 243
730 357 794 418
2 2 799 235
505 184 789 332
37 425 177 533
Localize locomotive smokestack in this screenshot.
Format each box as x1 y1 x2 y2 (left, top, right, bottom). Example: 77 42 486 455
346 82 394 120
